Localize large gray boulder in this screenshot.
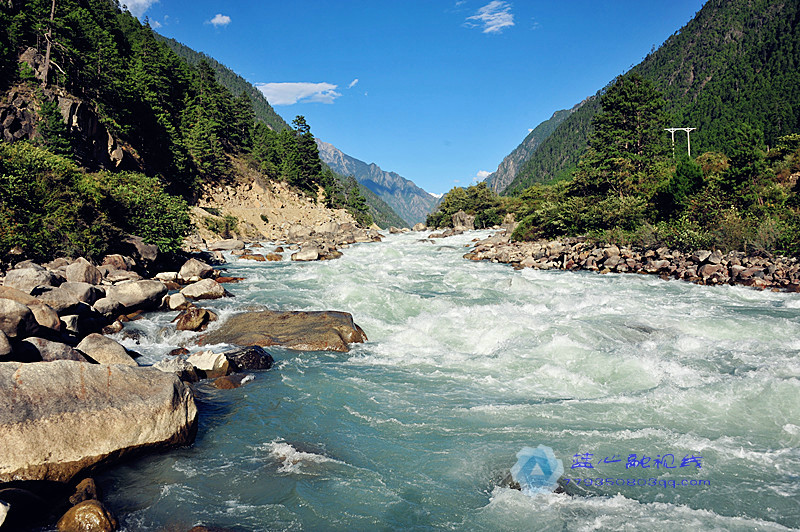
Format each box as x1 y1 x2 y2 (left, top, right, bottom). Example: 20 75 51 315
65 258 102 285
3 268 58 294
180 279 226 300
59 282 103 306
0 286 61 333
20 338 88 362
0 332 10 357
207 239 245 251
0 299 37 339
34 286 82 314
177 258 214 283
202 310 368 352
76 334 137 366
0 360 197 482
452 210 475 230
291 247 320 262
104 280 167 312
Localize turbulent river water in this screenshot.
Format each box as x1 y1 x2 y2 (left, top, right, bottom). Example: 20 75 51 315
97 230 800 531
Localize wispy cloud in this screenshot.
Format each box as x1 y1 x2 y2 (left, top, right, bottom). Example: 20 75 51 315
124 0 158 18
348 78 359 89
207 13 231 27
472 170 491 183
256 82 341 105
466 1 515 34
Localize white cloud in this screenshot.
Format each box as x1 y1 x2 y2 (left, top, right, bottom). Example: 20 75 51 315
348 78 359 89
477 170 491 179
123 0 158 18
528 128 533 133
208 13 231 27
151 19 161 28
256 82 341 105
466 1 515 34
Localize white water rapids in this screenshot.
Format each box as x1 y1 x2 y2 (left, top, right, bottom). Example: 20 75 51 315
96 230 799 531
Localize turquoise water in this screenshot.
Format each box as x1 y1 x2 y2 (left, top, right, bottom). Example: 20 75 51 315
102 231 800 531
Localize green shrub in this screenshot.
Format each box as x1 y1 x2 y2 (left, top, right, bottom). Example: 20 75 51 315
205 214 238 238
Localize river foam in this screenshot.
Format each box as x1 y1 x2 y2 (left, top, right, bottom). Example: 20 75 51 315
97 230 800 531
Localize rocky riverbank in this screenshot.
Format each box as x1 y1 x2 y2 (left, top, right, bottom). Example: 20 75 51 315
0 224 376 530
463 232 800 292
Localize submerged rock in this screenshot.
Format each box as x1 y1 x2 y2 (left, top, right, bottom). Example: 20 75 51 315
0 360 197 483
201 310 367 352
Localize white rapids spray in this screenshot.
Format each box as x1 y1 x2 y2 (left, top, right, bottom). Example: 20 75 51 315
99 230 800 531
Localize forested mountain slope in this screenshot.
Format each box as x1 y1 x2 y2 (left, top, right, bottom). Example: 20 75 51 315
504 0 800 195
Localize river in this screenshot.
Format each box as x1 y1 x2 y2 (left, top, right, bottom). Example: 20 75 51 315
98 230 800 531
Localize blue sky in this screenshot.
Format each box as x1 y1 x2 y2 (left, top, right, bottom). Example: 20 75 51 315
129 0 706 195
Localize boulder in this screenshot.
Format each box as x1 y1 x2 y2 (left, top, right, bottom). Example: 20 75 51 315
65 258 102 285
0 360 197 482
174 307 218 332
691 250 712 263
154 271 178 282
3 267 58 294
0 331 10 357
56 499 118 532
167 292 190 311
59 282 103 306
0 298 37 338
0 286 61 332
412 223 427 232
180 279 226 300
452 210 475 230
35 286 82 313
201 310 367 352
101 254 134 271
698 263 723 278
121 234 158 264
207 239 245 251
21 338 88 362
264 253 283 262
239 254 266 261
69 478 99 505
178 258 214 283
212 374 251 390
105 270 142 283
152 356 200 383
92 297 122 317
105 280 167 311
291 247 320 262
76 334 137 366
186 350 230 378
220 345 275 372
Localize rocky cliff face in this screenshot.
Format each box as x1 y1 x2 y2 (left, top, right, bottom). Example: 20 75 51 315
0 48 140 170
484 107 576 193
316 140 438 226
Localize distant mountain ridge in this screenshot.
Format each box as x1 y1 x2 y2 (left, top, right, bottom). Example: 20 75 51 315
484 106 576 193
502 0 800 195
316 140 438 226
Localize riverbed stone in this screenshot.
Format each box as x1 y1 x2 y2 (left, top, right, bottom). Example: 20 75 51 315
186 350 230 378
201 310 368 352
220 345 275 372
105 280 167 311
0 360 198 483
0 286 61 332
180 279 226 300
3 268 58 294
0 298 37 339
178 258 214 283
56 499 118 532
65 258 102 285
207 239 245 251
69 478 99 505
76 334 137 366
291 247 320 262
153 356 199 383
21 338 88 362
174 307 217 331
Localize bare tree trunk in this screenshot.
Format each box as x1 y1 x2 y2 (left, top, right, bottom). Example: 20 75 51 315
41 0 57 88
